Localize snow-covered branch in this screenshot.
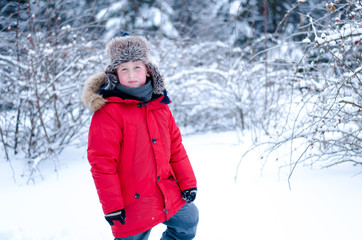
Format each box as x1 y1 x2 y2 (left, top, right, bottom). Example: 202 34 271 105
0 55 29 70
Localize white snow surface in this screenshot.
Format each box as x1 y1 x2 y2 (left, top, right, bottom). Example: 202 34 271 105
1 131 362 240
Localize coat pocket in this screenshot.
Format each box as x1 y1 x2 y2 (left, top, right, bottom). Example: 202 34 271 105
168 167 177 182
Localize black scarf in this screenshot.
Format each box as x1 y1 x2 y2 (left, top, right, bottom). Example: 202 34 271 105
115 80 153 102
99 79 153 102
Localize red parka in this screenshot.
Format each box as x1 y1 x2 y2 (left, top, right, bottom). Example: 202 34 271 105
85 74 197 238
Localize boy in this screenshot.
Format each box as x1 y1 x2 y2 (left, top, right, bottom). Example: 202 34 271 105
82 34 198 240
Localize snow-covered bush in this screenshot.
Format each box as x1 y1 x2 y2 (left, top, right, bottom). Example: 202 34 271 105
0 1 104 181
241 0 362 169
151 38 243 134
287 0 361 167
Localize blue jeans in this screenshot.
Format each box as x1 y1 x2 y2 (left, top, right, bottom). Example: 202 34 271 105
115 203 199 240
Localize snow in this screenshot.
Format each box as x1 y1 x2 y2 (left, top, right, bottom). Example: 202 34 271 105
96 1 126 20
229 1 242 16
302 38 311 43
316 27 362 45
339 96 354 103
0 55 29 71
1 131 362 240
151 8 162 26
355 66 362 73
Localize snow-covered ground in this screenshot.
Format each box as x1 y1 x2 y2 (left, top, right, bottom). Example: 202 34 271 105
1 131 362 240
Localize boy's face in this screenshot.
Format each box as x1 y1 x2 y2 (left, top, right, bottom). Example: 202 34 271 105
116 61 150 88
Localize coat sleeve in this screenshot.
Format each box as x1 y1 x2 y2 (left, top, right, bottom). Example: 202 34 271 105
87 108 124 214
167 109 197 191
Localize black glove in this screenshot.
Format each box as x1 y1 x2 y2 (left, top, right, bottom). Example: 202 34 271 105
105 209 126 226
182 188 197 203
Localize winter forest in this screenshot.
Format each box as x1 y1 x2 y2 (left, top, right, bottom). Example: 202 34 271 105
0 0 362 239
1 0 361 180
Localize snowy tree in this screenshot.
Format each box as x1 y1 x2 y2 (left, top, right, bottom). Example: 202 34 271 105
95 0 179 39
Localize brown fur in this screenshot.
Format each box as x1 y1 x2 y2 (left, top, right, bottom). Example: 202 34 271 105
82 71 167 111
82 72 107 111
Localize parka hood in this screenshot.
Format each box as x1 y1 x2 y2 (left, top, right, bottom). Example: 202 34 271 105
82 72 167 111
82 72 108 111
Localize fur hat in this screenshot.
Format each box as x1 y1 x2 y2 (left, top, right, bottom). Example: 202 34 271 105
105 34 165 94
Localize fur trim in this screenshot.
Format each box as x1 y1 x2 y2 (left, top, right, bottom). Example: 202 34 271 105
146 62 164 94
82 72 107 111
82 71 166 111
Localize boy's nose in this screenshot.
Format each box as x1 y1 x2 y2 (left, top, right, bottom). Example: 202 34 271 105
129 70 136 78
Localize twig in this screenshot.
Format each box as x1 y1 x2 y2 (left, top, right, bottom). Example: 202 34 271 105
339 100 362 109
0 55 29 70
274 2 303 36
0 125 16 182
39 56 81 97
288 143 313 190
0 125 10 161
